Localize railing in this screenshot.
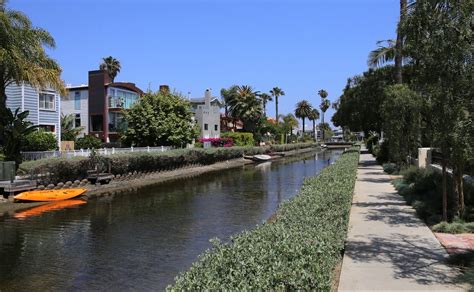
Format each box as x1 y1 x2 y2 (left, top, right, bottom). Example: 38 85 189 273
22 146 175 161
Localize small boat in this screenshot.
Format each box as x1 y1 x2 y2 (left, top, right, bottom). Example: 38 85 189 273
13 200 87 219
252 154 272 162
14 188 87 202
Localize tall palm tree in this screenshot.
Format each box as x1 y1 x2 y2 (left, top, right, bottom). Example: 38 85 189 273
258 93 272 117
227 85 262 132
0 4 65 110
368 0 409 84
295 100 313 136
100 56 121 82
307 108 320 140
220 85 238 117
319 98 330 141
270 87 285 124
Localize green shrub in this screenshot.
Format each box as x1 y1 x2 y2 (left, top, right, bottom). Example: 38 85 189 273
432 222 474 234
76 135 102 149
22 130 57 151
221 132 255 146
169 148 360 290
194 142 203 148
19 143 317 184
375 141 390 164
383 163 397 174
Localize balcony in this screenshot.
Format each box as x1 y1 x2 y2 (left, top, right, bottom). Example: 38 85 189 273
109 96 125 109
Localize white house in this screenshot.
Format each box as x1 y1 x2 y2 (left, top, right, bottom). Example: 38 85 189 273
190 89 223 139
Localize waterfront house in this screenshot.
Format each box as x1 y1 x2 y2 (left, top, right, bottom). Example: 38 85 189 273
6 82 61 147
190 89 223 139
62 70 143 143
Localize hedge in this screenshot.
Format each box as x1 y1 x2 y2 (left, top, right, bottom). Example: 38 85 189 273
19 143 319 184
221 132 254 146
168 148 360 290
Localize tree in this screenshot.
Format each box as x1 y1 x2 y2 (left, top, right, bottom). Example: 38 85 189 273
122 91 197 147
226 85 262 133
401 0 472 221
61 113 84 141
258 93 272 117
99 56 121 82
269 87 285 124
22 129 57 151
368 40 397 68
220 85 238 117
279 113 299 142
0 108 37 169
294 100 312 136
318 90 330 141
0 4 65 115
307 108 320 140
381 84 422 164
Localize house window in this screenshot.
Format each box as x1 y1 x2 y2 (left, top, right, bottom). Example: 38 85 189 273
39 125 55 133
39 92 55 110
204 123 208 130
108 112 126 133
74 91 81 110
75 113 81 128
214 125 218 131
90 115 103 132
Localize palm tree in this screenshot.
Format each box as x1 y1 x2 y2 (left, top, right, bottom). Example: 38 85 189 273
227 85 262 132
1 108 38 169
307 108 320 140
294 100 313 136
100 56 121 82
319 99 330 141
220 85 238 117
367 40 396 68
280 113 299 141
318 89 328 99
61 114 84 141
258 93 272 117
0 4 65 111
368 0 408 84
270 87 285 124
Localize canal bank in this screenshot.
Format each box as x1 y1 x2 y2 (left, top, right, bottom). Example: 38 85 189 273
0 148 341 291
0 146 320 216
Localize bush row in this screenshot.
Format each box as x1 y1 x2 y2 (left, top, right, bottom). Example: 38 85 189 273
221 132 254 146
169 148 360 290
393 166 474 226
19 143 319 184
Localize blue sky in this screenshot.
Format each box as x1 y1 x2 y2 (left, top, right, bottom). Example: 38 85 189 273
11 0 399 127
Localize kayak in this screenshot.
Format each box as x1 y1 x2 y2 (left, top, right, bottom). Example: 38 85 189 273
13 200 87 219
14 188 87 202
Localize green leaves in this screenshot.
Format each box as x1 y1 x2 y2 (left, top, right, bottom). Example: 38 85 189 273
169 148 360 290
122 91 196 147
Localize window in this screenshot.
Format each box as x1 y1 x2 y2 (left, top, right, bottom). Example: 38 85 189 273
90 115 103 132
204 123 208 130
214 125 218 131
108 112 126 132
75 114 81 128
39 92 55 110
39 125 55 133
74 91 81 110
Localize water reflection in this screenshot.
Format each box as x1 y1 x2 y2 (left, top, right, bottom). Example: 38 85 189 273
0 150 341 291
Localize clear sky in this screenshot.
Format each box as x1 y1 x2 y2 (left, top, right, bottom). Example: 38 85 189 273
10 0 399 128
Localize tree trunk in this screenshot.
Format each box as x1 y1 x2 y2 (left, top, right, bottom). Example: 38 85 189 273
275 96 279 124
452 165 460 218
313 120 316 141
442 160 448 222
321 113 325 141
302 118 305 137
459 170 465 218
395 0 407 84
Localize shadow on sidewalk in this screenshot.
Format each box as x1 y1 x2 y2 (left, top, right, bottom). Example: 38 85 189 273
345 233 459 285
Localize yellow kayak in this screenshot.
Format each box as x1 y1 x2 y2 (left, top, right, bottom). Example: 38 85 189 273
14 188 87 202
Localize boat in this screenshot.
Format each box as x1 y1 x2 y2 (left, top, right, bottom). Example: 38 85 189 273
252 154 272 162
13 200 87 219
14 188 87 202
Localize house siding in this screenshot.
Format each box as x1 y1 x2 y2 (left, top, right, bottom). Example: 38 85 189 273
5 83 61 147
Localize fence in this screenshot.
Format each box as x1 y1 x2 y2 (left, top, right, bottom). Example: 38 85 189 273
22 146 175 161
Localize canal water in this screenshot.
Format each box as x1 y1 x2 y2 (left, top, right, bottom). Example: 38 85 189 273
0 149 341 291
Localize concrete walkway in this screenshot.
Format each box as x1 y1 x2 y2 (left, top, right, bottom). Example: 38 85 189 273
338 153 467 291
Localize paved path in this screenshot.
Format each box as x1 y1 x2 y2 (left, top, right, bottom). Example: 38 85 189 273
338 153 467 291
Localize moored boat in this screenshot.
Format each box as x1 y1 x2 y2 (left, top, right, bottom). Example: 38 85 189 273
14 188 87 202
252 154 272 162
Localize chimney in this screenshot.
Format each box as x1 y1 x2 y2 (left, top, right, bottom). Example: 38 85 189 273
205 88 212 106
159 85 170 94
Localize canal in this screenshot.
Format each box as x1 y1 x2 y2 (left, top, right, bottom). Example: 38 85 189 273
0 149 341 291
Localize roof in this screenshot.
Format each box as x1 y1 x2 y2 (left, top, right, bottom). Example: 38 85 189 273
66 85 88 90
106 82 144 95
189 97 223 105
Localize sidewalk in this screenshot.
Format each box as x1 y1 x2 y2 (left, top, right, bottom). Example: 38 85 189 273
338 153 466 291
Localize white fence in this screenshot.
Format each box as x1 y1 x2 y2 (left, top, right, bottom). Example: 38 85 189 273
22 146 175 161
